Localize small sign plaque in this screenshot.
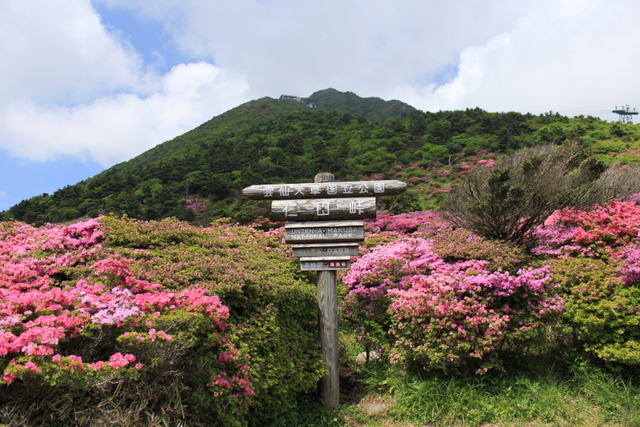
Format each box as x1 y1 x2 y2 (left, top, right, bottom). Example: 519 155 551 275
300 257 351 271
272 197 376 221
291 243 360 258
285 220 365 243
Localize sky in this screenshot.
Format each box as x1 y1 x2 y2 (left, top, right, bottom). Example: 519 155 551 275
1 0 640 212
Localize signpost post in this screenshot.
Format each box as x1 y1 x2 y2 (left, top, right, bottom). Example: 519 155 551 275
242 173 406 410
311 173 340 411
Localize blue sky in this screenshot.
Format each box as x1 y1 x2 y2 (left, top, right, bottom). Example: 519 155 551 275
1 0 639 213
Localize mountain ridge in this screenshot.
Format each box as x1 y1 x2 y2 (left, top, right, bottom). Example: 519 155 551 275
3 89 639 225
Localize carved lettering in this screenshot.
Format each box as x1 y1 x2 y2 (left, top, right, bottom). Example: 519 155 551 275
279 186 290 197
263 186 275 197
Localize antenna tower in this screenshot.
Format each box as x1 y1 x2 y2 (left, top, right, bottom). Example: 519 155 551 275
612 105 638 123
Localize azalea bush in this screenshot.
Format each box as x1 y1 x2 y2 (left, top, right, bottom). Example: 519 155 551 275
343 238 441 351
533 199 640 258
361 210 453 250
548 257 640 365
388 264 560 372
363 211 524 271
533 198 640 366
342 231 559 372
0 216 322 426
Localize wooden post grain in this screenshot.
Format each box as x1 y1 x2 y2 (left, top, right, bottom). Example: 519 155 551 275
315 173 340 410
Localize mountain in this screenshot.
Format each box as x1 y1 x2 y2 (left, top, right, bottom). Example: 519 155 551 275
311 88 417 121
3 89 639 225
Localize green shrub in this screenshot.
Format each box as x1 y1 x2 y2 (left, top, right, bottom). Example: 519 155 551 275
549 258 640 365
0 216 323 426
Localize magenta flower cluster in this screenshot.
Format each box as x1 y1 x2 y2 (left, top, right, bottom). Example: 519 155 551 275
343 233 562 371
0 218 251 401
533 199 640 258
533 197 640 286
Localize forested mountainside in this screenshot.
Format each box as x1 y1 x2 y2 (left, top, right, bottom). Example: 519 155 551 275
3 88 640 225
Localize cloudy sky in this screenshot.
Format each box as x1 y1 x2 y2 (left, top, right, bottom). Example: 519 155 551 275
1 0 640 212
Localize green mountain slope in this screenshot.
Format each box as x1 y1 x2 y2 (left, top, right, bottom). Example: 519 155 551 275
3 89 640 225
311 88 417 121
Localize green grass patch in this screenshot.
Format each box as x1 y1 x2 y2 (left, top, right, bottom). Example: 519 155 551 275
299 346 640 427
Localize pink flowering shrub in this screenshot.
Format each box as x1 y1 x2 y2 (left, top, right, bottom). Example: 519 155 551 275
343 228 558 371
388 265 560 371
429 228 524 272
366 210 452 236
533 200 640 258
619 245 640 285
343 238 443 349
362 210 453 251
0 216 322 426
533 200 640 366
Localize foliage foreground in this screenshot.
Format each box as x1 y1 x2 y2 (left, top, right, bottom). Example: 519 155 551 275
0 216 322 426
2 201 640 426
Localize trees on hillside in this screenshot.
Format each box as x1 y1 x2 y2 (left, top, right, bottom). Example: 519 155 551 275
3 102 640 226
444 143 640 246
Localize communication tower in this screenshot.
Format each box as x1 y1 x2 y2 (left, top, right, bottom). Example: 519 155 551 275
612 105 638 123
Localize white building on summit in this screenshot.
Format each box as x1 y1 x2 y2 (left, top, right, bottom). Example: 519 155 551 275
279 95 317 108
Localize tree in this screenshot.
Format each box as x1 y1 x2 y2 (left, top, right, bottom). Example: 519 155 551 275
443 143 630 247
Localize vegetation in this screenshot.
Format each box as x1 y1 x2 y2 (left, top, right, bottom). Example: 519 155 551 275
3 89 640 226
443 143 640 246
4 196 640 425
0 216 322 426
312 88 417 121
335 202 640 426
3 90 640 425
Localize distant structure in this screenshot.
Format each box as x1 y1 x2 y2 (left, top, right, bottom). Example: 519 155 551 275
612 105 638 123
280 95 317 108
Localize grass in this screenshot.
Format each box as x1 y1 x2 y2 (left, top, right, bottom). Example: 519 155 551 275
3 343 638 426
275 332 640 427
329 363 640 427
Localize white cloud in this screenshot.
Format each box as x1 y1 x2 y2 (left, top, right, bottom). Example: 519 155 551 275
0 62 248 166
97 0 640 117
406 32 513 112
394 0 640 114
0 1 250 166
2 0 640 170
102 0 529 99
0 0 147 104
458 0 640 114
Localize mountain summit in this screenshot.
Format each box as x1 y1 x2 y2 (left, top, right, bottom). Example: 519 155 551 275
2 89 419 224
3 89 634 225
311 88 417 121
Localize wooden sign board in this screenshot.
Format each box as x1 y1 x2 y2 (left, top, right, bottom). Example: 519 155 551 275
271 197 376 221
285 220 364 243
292 242 360 258
243 180 406 200
300 257 351 271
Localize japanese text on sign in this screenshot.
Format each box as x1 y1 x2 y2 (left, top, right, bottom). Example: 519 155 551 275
261 182 377 198
270 197 376 221
242 180 406 200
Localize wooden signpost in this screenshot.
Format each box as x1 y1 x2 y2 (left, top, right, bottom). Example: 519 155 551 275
291 242 360 258
285 220 365 243
242 179 407 200
271 197 376 221
243 174 406 410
